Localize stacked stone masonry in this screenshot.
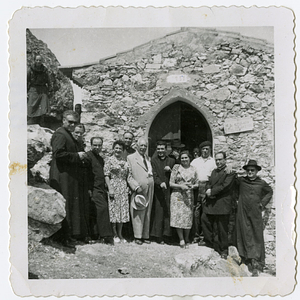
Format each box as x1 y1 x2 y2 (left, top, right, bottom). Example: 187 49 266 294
75 28 274 189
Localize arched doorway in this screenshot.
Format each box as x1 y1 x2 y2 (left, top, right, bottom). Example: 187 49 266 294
148 101 212 157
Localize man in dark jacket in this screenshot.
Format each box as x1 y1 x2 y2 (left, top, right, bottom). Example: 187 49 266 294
49 110 88 248
235 160 273 276
150 141 175 244
201 151 236 258
86 137 114 245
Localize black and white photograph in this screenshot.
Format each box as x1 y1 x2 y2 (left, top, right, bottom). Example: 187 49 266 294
8 5 295 297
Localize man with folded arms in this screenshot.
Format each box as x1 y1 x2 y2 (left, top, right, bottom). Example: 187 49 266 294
127 137 154 245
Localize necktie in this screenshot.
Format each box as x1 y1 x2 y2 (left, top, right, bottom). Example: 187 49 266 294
143 156 148 171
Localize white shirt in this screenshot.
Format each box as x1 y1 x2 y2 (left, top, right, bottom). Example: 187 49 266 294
191 156 216 181
136 152 152 174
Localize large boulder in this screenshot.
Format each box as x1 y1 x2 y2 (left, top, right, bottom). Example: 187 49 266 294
30 153 52 184
27 125 53 169
28 218 62 242
27 125 54 149
174 245 252 277
28 185 66 241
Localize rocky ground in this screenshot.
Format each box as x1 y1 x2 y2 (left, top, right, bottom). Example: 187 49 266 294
28 233 275 279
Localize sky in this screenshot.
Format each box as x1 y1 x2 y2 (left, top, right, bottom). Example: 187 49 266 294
31 28 179 66
30 27 274 67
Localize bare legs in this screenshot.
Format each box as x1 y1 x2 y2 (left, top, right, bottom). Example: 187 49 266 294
112 223 124 242
176 228 191 248
117 223 123 240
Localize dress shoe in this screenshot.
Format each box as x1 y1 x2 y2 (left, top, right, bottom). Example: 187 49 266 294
84 236 92 244
156 237 164 244
135 239 143 245
104 237 114 245
192 237 200 244
72 239 86 246
95 237 104 244
143 239 151 244
61 239 76 249
198 240 212 248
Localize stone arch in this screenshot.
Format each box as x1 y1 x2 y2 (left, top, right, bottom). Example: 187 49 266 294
134 88 216 156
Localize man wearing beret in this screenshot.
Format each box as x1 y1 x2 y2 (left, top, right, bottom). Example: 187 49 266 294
191 141 216 244
235 160 273 276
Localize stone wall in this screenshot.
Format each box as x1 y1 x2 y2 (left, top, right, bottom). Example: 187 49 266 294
75 28 274 188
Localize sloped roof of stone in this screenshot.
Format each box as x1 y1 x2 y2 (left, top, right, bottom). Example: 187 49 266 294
60 27 273 83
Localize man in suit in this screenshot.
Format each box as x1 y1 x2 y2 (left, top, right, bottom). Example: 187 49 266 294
150 140 175 244
122 131 136 241
201 151 236 258
49 110 88 248
127 137 154 245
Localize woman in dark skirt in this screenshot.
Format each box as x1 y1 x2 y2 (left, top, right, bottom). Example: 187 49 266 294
27 55 52 125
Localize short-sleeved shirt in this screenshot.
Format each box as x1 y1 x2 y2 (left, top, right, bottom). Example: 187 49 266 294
191 156 216 182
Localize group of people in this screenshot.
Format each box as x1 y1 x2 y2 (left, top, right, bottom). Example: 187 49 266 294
47 109 273 276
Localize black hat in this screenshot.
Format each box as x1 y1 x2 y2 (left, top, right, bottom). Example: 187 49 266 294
199 141 212 149
243 159 262 171
171 139 185 149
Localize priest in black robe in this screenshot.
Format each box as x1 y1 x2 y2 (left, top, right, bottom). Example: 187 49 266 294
150 140 175 243
49 110 88 248
235 160 273 276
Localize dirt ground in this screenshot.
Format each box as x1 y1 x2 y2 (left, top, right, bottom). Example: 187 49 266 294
28 236 276 279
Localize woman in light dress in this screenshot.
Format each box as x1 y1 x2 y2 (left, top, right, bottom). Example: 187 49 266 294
169 150 198 248
104 140 129 243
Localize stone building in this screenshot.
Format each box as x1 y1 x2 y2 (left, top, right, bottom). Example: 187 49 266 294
60 27 274 185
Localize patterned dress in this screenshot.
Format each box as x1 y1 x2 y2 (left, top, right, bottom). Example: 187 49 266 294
104 155 130 223
170 164 198 229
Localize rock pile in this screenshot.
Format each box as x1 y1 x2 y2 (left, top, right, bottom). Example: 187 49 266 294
27 125 66 241
27 125 53 183
174 245 252 277
28 185 66 242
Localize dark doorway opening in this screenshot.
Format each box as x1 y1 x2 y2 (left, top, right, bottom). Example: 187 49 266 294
148 101 212 157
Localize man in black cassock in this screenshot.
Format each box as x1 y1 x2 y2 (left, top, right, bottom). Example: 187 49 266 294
49 110 88 248
150 141 175 244
235 160 273 276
